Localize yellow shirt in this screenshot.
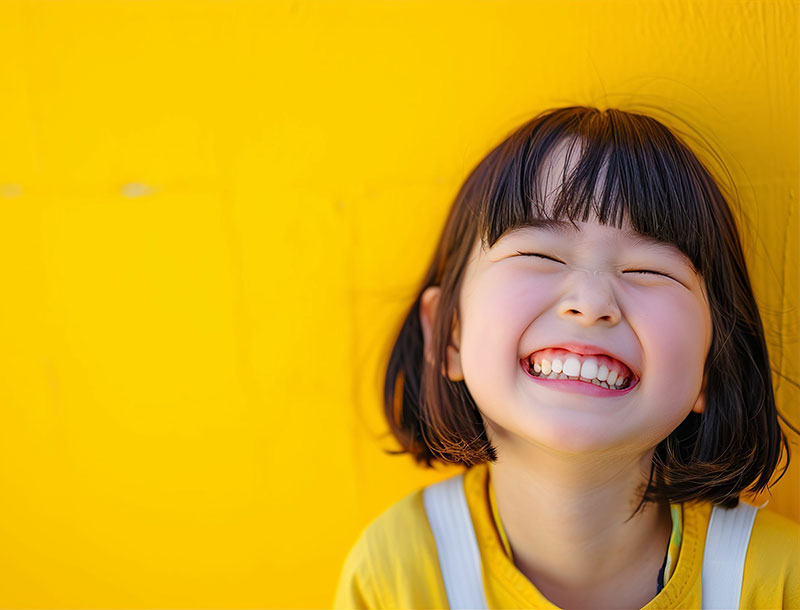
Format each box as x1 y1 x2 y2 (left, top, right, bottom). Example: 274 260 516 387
333 462 800 609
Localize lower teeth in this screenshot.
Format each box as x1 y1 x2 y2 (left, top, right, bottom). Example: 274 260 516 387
529 368 626 390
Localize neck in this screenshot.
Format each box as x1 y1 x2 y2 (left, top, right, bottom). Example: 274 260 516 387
488 447 673 610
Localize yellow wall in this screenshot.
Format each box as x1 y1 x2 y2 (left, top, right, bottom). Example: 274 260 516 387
0 1 796 607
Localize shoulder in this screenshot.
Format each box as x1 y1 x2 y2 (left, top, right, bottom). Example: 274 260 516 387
742 504 800 607
671 499 799 608
332 485 447 609
750 504 800 548
748 504 799 571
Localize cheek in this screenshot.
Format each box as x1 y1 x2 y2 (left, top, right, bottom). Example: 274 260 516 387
458 275 545 375
635 290 711 387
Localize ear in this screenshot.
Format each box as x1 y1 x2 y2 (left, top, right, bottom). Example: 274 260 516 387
419 286 464 382
691 372 707 414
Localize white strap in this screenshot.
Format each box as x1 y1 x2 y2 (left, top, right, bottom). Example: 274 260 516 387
423 473 489 610
702 500 764 609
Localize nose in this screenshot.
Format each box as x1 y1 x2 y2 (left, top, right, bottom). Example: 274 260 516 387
558 272 622 325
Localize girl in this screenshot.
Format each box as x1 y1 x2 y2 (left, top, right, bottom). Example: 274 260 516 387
333 106 799 609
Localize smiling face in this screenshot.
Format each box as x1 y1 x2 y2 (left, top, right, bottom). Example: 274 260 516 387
421 144 714 458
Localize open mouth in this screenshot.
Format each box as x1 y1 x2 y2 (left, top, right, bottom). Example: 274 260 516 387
521 348 639 391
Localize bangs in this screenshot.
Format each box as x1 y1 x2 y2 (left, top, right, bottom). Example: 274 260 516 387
474 107 722 277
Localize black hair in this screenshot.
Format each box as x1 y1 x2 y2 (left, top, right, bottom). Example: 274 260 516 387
383 106 796 514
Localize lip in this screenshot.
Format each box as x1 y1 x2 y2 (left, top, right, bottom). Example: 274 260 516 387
523 341 640 382
521 360 640 396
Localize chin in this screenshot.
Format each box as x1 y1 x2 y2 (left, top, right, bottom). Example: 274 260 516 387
494 416 630 456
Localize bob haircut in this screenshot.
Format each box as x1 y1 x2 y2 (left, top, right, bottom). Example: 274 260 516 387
383 105 795 513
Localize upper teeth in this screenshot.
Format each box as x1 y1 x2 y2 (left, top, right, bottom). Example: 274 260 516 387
529 349 632 389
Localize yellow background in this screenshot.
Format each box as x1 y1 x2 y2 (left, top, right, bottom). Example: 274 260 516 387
0 1 797 607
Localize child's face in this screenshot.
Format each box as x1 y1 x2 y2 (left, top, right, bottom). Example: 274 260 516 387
430 211 713 457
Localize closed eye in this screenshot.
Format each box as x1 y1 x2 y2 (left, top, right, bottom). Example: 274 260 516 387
625 269 673 278
515 251 563 263
515 252 675 279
